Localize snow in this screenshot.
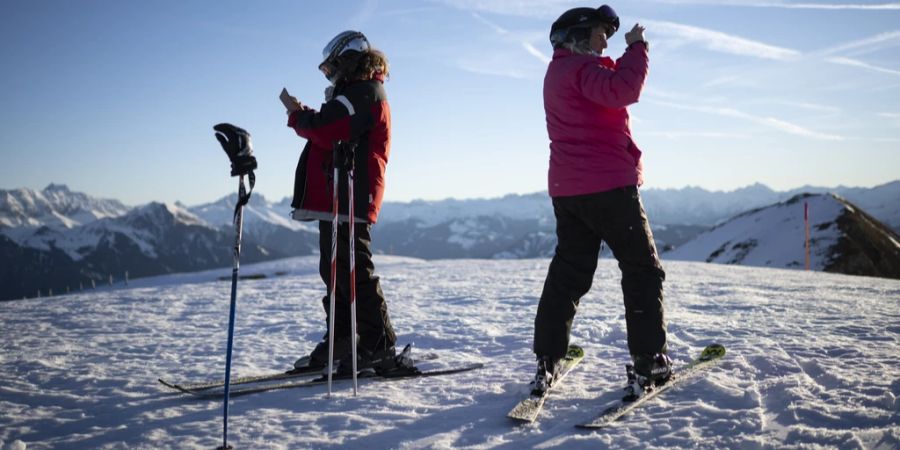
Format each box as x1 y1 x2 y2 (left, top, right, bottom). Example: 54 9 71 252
1 256 898 449
666 194 846 270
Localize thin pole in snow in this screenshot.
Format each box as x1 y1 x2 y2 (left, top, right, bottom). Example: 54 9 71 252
804 202 810 271
347 143 358 395
219 174 246 450
327 142 340 397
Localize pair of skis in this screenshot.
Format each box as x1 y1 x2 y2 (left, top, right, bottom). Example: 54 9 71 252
159 346 484 399
507 343 726 428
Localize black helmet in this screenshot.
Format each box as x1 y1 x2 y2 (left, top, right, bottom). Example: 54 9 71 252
549 5 620 48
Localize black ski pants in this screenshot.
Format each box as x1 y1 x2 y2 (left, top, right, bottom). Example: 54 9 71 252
533 186 667 360
318 220 396 353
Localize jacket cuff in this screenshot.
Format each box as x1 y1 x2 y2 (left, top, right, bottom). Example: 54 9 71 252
628 40 649 52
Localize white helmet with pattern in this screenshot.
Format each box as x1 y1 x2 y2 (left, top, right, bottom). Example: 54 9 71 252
319 31 370 84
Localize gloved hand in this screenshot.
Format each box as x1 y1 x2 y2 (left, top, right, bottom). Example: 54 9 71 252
214 123 258 177
625 23 647 47
334 140 357 171
280 88 303 115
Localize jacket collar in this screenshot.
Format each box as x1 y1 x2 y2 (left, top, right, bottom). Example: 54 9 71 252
552 47 614 67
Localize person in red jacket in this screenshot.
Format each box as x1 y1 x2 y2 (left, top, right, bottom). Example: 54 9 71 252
532 6 671 397
280 30 396 374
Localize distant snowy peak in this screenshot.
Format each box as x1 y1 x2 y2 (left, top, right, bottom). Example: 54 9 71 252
189 193 313 232
666 193 900 278
0 184 129 229
124 202 208 231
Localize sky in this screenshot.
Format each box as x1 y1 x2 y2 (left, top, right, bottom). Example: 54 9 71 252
1 0 898 206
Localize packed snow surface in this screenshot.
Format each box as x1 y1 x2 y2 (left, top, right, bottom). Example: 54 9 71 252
1 256 898 449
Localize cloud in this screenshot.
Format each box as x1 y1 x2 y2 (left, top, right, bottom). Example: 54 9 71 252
429 0 568 18
521 42 551 64
644 20 802 60
643 131 752 139
648 99 845 140
817 30 900 57
825 56 900 76
457 12 550 76
652 0 900 10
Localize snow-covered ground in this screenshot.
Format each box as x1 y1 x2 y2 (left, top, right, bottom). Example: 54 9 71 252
1 256 898 449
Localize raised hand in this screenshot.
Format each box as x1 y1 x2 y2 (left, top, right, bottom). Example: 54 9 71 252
625 23 646 47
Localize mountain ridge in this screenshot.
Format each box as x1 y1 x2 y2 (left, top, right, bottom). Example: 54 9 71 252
1 181 897 300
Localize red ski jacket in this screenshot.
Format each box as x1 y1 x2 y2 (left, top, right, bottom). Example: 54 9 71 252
288 76 390 224
543 42 649 197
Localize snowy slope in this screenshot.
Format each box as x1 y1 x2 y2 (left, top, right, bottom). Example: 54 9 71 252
1 256 898 449
666 192 900 279
666 193 844 270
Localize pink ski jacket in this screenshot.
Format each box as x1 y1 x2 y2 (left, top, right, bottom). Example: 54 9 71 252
543 42 649 197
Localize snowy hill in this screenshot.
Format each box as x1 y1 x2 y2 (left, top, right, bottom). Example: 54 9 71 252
1 256 898 449
666 193 900 278
641 180 900 230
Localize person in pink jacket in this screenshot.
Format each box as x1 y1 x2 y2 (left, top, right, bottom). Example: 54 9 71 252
531 5 671 399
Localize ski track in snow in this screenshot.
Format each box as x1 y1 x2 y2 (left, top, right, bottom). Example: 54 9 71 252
1 256 899 449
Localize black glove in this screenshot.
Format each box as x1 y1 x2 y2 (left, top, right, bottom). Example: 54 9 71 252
334 140 357 171
214 123 258 177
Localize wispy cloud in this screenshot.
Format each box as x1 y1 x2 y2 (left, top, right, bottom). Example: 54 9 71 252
429 0 567 18
459 12 550 78
643 130 752 139
648 99 845 140
652 0 900 10
826 56 900 76
644 20 802 60
818 30 900 56
522 42 551 64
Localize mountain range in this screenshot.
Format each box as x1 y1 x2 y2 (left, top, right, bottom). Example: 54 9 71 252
1 181 897 300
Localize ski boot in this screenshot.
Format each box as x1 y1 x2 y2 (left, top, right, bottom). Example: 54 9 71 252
293 334 355 371
623 353 673 402
531 356 562 396
375 344 420 377
329 337 406 378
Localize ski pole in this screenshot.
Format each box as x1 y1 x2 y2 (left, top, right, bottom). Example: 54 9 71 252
347 142 358 395
212 123 257 450
327 141 340 397
220 175 245 450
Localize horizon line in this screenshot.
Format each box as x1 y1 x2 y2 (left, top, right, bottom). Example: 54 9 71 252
3 179 898 207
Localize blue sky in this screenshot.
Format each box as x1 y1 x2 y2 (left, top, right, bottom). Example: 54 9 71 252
1 0 898 206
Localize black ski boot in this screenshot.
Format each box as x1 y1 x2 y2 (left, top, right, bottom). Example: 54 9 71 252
624 353 673 401
531 356 562 396
293 335 355 370
330 335 400 377
374 344 419 377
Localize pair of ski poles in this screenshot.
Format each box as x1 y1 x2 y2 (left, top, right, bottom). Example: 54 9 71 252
326 140 360 397
217 137 357 449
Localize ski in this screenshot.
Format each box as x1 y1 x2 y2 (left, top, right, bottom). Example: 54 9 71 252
159 365 321 393
507 344 585 423
159 350 438 392
170 362 485 399
576 343 726 429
